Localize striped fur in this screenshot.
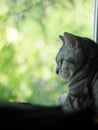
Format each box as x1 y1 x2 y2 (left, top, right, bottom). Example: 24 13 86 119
56 32 98 114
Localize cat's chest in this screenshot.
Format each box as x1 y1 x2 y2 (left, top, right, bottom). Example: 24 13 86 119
92 78 98 97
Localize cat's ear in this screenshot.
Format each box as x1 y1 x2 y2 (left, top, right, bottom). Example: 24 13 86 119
59 35 65 44
63 32 79 48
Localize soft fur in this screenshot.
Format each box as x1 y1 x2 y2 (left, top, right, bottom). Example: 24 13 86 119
56 32 98 115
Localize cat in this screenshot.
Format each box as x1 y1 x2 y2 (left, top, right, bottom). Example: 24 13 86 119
56 32 98 116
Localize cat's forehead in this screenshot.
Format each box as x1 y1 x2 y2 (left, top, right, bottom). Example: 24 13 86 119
56 47 64 61
56 45 74 61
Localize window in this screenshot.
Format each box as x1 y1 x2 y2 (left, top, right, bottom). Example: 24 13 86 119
0 0 94 105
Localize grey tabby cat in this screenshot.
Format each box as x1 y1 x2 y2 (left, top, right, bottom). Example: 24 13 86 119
56 32 98 114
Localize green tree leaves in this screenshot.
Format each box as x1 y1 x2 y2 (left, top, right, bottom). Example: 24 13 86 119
0 0 93 105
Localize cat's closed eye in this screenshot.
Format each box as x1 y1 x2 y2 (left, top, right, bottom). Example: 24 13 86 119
60 59 63 65
65 59 74 64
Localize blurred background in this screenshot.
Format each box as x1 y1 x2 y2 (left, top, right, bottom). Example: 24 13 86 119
0 0 93 105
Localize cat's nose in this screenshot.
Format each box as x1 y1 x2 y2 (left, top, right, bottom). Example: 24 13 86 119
56 68 59 74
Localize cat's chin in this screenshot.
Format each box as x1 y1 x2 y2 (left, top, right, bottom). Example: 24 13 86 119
60 77 69 81
58 72 71 81
59 75 70 81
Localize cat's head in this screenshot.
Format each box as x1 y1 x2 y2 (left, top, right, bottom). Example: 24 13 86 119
55 32 95 81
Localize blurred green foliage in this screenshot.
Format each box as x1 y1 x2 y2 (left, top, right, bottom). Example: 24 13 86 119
0 0 93 105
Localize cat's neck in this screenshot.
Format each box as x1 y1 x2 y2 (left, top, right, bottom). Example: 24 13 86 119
68 62 98 96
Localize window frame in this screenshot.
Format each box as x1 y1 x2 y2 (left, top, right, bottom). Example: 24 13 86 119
93 0 98 43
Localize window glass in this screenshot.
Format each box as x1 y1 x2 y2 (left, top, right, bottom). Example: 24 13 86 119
0 0 93 105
